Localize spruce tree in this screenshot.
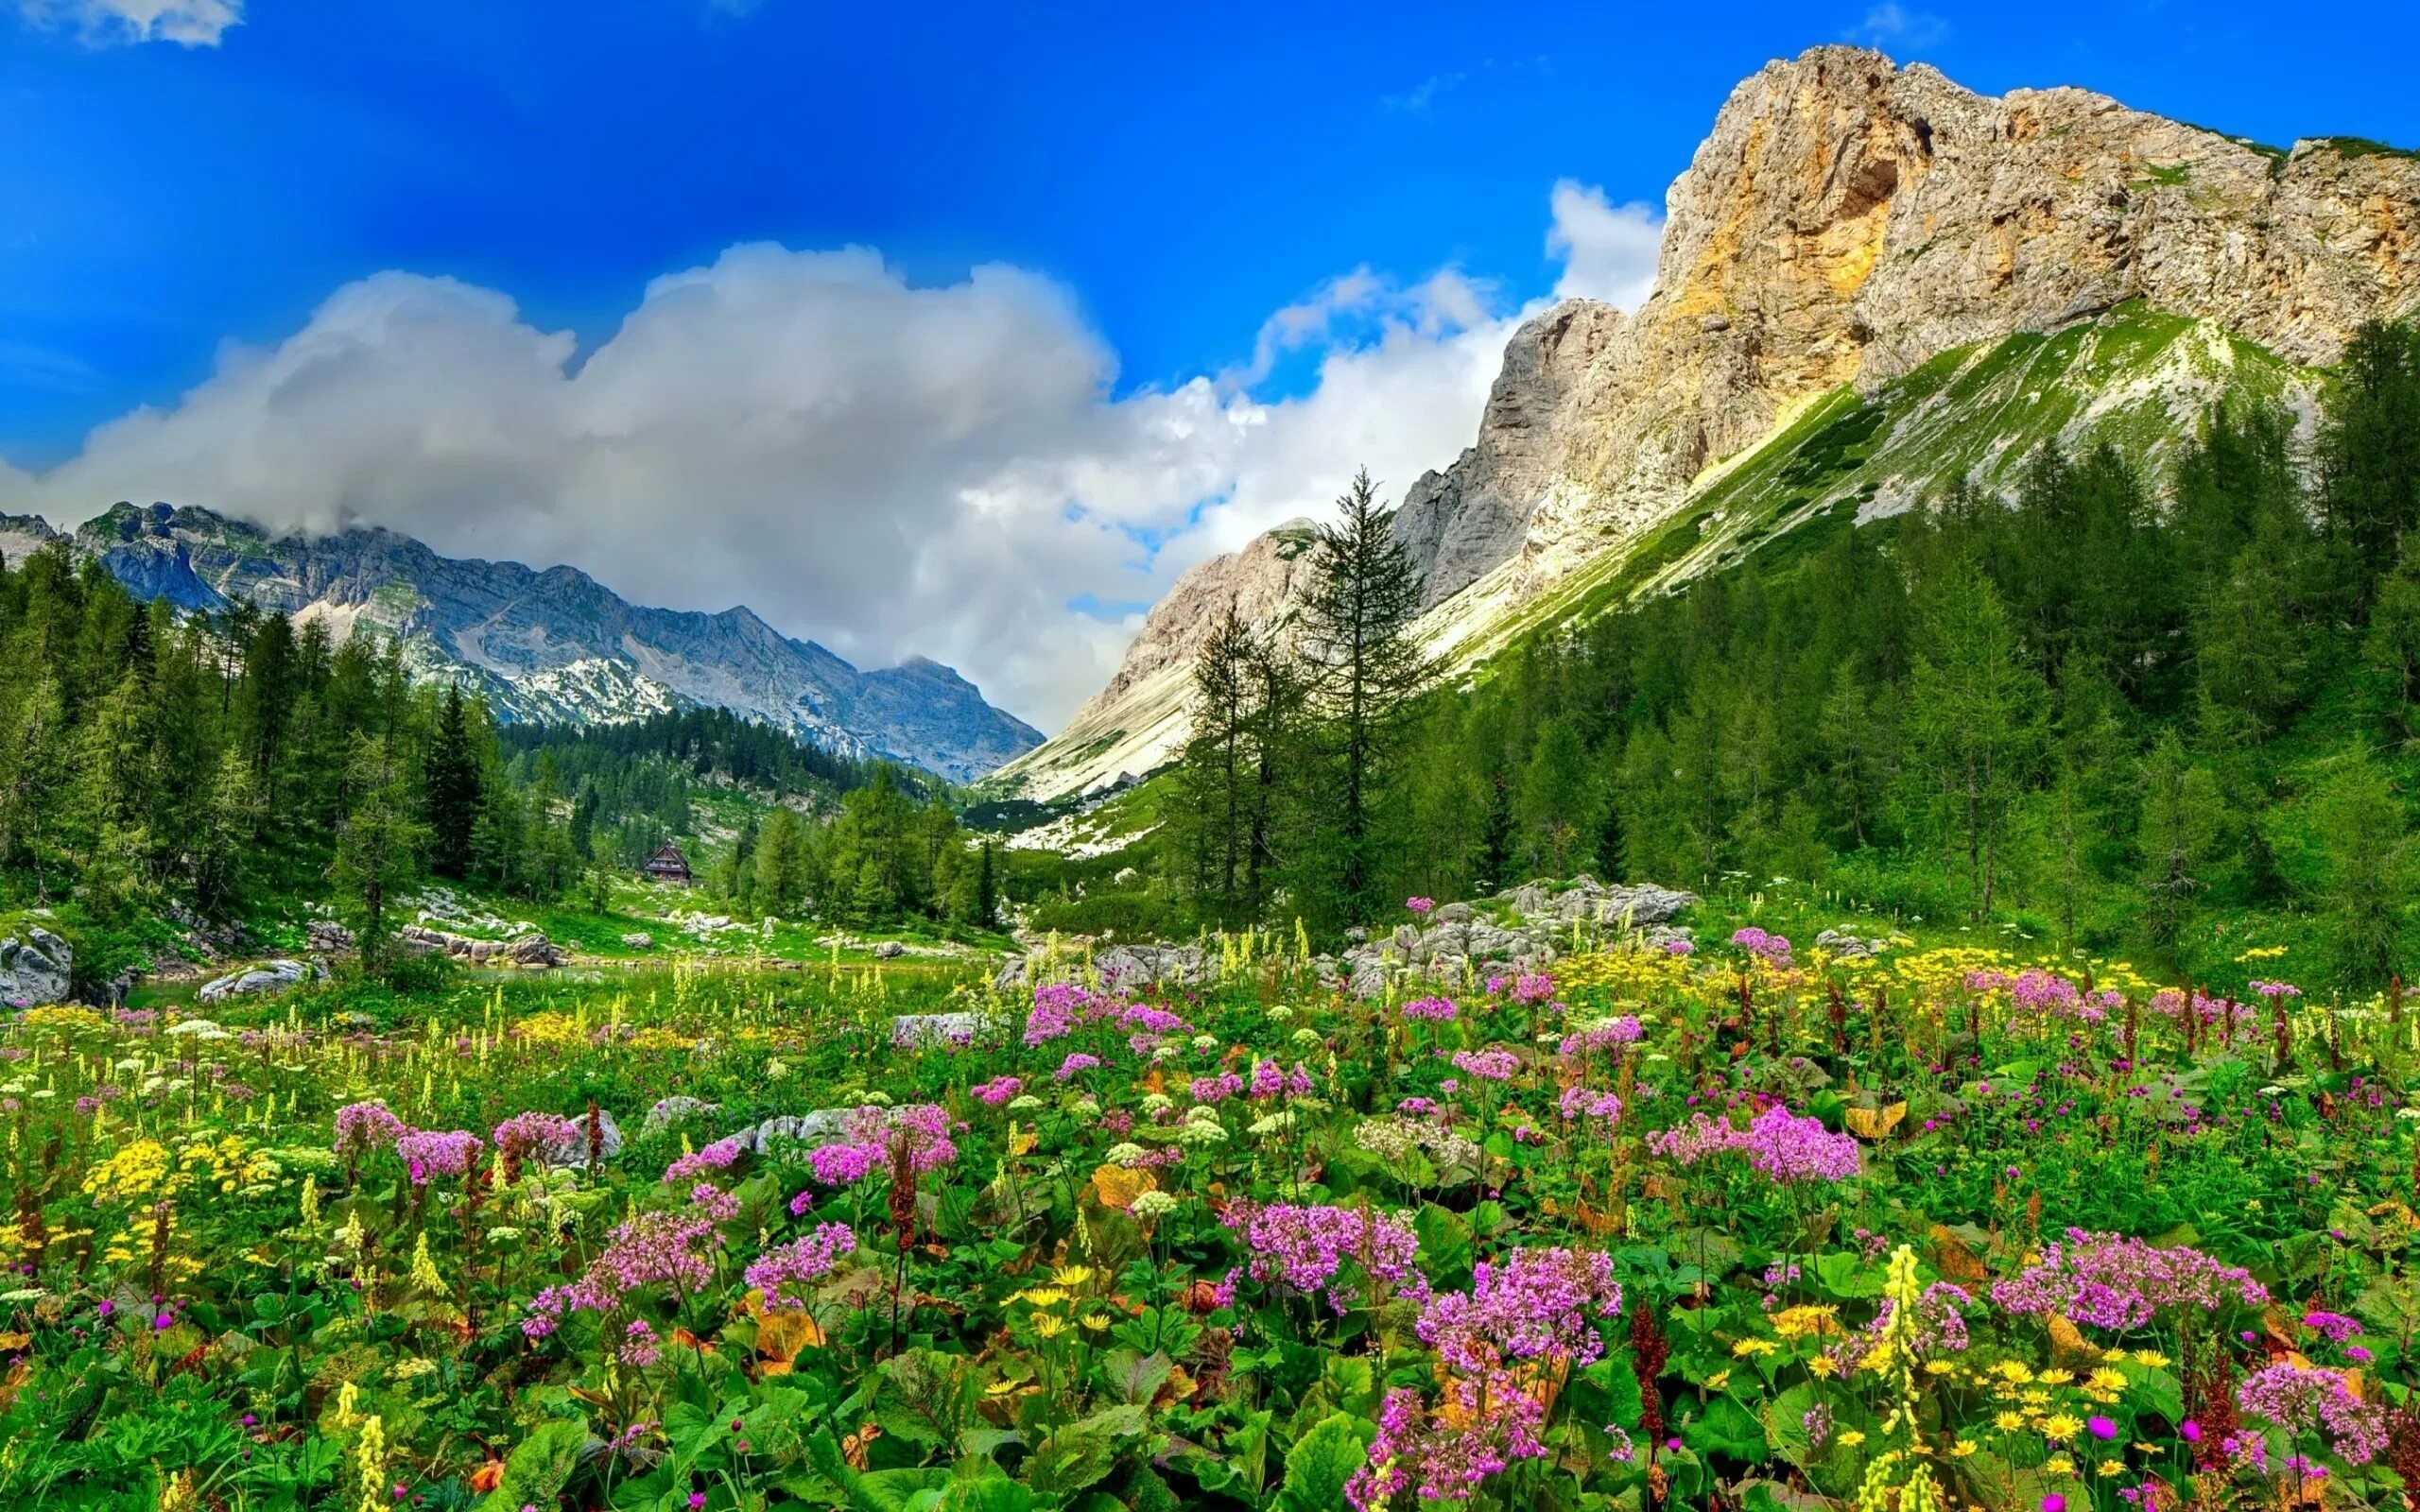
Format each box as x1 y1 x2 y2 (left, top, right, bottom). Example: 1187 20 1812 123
1293 467 1430 925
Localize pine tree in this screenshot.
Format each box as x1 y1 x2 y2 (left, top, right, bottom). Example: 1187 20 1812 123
1519 714 1592 877
1905 569 2045 916
2312 746 2411 991
423 683 482 879
1293 467 1430 925
331 734 427 970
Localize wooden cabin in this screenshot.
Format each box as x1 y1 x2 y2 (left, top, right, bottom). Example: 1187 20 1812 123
640 842 693 885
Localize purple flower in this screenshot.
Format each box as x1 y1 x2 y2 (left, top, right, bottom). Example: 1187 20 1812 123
1229 1201 1426 1312
972 1075 1024 1107
1403 996 1459 1022
663 1137 744 1184
1992 1230 2267 1332
743 1223 858 1307
1650 1103 1860 1183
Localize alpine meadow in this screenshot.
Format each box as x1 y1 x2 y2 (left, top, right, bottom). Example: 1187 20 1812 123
9 21 2420 1512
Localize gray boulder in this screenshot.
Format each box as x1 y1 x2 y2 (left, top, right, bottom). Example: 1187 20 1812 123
873 940 907 960
197 957 315 1003
891 1010 993 1048
0 929 71 1005
643 1095 719 1133
561 1108 623 1168
732 1108 857 1154
305 919 354 954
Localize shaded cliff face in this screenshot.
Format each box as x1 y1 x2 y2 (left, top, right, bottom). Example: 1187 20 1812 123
998 46 2420 802
1402 45 2420 605
55 502 1040 782
987 522 1321 799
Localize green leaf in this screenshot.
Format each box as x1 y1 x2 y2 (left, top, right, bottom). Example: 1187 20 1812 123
1022 1404 1149 1497
476 1419 589 1512
1681 1396 1768 1464
1275 1413 1374 1512
1414 1204 1474 1286
1100 1347 1175 1406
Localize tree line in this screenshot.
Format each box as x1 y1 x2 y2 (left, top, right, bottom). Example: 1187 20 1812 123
0 553 995 974
1166 319 2420 991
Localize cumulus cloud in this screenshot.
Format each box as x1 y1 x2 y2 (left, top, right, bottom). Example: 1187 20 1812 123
13 0 242 46
14 192 1668 730
1547 180 1663 310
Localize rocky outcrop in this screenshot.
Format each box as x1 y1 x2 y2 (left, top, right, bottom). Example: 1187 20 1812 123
1403 47 2419 612
992 940 1211 993
989 521 1322 799
1325 877 1699 998
38 502 1039 782
198 958 320 1003
396 924 567 968
1027 47 2420 786
0 929 72 1005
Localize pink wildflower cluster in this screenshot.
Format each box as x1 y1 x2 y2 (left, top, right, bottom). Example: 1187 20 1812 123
1416 1246 1622 1376
1351 1248 1623 1508
1557 1017 1642 1057
1053 1052 1101 1080
663 1137 744 1184
972 1075 1024 1107
1507 972 1557 1005
1559 1085 1622 1123
1991 1229 2268 1332
743 1223 859 1308
1023 983 1123 1046
1406 897 1437 918
1350 1384 1537 1509
1650 1103 1860 1183
1730 927 1792 967
1189 1071 1244 1104
333 1100 406 1158
1230 1201 1426 1312
1403 995 1459 1022
523 1207 724 1338
493 1111 585 1168
804 1103 959 1188
394 1128 482 1186
2234 1362 2385 1465
1448 1048 1519 1083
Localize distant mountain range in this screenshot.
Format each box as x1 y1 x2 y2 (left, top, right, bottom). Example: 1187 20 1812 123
0 502 1041 782
990 44 2420 800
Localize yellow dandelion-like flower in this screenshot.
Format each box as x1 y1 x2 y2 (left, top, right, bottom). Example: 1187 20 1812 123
2043 1415 2083 1441
2131 1349 2169 1368
1995 1412 2027 1433
1837 1430 1867 1448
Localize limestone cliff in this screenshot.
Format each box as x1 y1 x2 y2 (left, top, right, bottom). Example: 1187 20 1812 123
999 45 2420 800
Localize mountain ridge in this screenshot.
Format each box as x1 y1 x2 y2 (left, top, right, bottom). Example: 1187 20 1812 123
6 501 1042 783
993 43 2420 800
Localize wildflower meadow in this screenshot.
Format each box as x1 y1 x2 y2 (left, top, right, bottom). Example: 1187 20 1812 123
2 917 2416 1512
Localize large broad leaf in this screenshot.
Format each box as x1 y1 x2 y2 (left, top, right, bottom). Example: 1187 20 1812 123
1100 1348 1174 1406
936 1473 1036 1512
1680 1396 1768 1465
1275 1414 1374 1512
792 1432 953 1512
1022 1404 1149 1498
1413 1204 1473 1287
476 1420 589 1512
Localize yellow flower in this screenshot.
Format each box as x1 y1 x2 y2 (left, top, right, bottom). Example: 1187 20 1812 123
1028 1314 1068 1339
1837 1430 1867 1448
2045 1455 2075 1476
1703 1369 1732 1391
1808 1355 1842 1378
2131 1349 2169 1368
1924 1360 1956 1376
1733 1337 1780 1357
2043 1415 2083 1441
2088 1367 2128 1392
1018 1288 1069 1309
1949 1440 1978 1458
1995 1412 2027 1432
2097 1460 2124 1477
1996 1362 2035 1384
1051 1265 1095 1289
2038 1368 2075 1385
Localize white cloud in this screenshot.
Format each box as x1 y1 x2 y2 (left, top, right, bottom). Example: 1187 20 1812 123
13 0 242 45
1547 180 1663 310
11 189 1668 730
1850 4 1949 50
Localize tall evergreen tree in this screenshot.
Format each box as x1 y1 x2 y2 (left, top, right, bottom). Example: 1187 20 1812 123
1293 467 1430 925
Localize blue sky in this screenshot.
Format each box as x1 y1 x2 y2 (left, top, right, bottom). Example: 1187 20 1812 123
1 0 2415 723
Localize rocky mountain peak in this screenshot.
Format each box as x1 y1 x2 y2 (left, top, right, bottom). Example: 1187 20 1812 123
1000 45 2420 800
